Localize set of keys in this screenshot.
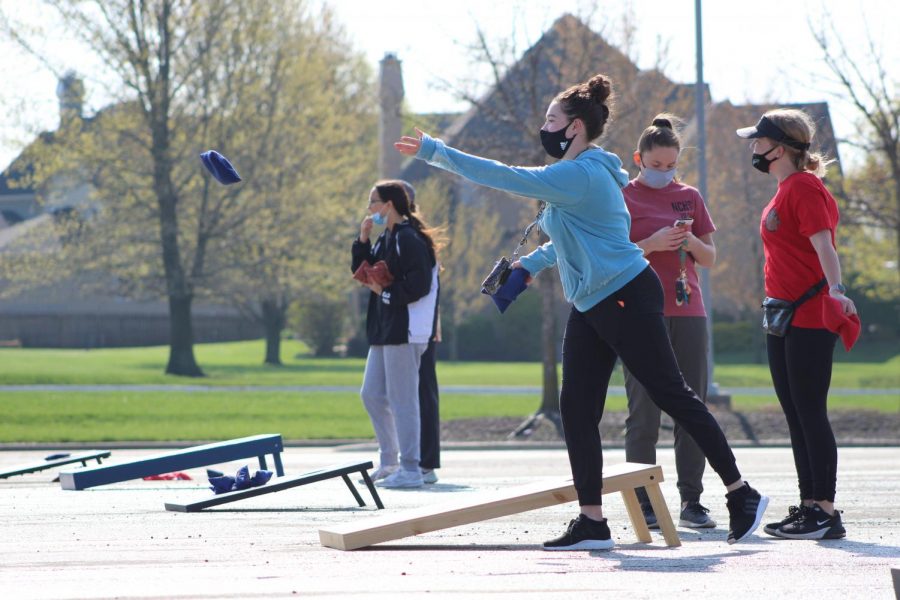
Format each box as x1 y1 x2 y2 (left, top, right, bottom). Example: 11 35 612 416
674 218 692 306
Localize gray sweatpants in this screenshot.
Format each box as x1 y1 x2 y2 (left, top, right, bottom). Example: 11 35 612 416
361 343 427 472
624 316 709 503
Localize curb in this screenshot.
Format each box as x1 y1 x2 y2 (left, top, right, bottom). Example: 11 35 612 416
1 438 897 452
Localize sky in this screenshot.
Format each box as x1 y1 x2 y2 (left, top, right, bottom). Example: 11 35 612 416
1 0 898 170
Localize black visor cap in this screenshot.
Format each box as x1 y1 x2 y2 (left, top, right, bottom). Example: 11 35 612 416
736 116 810 151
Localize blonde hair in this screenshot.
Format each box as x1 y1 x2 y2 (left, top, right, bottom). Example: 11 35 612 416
764 108 833 177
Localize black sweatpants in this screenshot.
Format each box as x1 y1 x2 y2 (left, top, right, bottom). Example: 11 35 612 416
418 340 441 469
766 326 838 502
560 266 741 505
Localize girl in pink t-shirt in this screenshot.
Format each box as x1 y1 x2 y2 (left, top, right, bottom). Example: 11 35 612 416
621 114 718 530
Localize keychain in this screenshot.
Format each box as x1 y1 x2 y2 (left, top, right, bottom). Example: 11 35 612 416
675 233 691 306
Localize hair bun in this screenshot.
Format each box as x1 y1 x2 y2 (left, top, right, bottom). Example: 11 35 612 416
586 74 611 104
651 115 673 129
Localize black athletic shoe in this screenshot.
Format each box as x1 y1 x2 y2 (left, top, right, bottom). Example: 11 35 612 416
543 514 615 551
679 501 717 528
640 501 660 529
777 504 846 540
763 505 810 537
726 482 769 544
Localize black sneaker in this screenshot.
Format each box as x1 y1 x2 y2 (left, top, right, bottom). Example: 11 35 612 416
679 501 717 528
725 482 769 544
543 514 615 551
763 505 809 537
640 501 660 529
777 504 846 540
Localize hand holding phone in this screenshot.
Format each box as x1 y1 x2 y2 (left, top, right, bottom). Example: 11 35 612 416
674 218 693 228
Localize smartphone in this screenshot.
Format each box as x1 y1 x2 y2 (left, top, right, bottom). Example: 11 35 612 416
674 218 693 228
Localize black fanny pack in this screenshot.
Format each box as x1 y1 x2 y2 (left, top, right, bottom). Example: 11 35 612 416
761 278 827 337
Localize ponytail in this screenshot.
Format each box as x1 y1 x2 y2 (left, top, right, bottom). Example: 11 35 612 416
764 109 834 178
637 112 683 154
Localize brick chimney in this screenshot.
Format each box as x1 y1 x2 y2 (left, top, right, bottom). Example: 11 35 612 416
56 70 84 127
378 53 404 179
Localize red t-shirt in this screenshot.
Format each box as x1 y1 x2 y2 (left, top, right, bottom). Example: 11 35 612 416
760 171 839 329
623 179 716 317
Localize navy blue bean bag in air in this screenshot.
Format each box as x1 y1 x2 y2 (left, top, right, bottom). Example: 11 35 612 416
200 150 242 185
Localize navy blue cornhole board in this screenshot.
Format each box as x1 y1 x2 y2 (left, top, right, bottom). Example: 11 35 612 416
59 434 284 490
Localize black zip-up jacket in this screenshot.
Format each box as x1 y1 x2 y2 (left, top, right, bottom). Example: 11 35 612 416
351 222 438 345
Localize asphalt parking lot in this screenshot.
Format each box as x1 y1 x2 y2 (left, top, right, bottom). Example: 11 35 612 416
1 445 897 599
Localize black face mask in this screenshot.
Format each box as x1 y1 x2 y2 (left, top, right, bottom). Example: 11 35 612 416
751 145 780 174
540 121 575 159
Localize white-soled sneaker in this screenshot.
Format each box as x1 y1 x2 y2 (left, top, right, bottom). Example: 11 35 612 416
421 469 438 484
359 464 398 484
376 468 424 488
543 514 615 551
726 482 769 544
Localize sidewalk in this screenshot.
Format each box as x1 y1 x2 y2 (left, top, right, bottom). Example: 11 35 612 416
0 446 898 599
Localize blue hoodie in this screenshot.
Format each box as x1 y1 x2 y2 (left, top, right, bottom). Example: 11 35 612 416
416 134 648 311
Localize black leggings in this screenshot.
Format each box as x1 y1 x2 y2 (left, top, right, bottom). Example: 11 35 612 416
560 266 741 505
767 327 838 502
418 340 441 469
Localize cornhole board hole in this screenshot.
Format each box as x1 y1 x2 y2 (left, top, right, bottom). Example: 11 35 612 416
59 434 284 490
319 462 680 550
164 460 384 512
0 451 111 480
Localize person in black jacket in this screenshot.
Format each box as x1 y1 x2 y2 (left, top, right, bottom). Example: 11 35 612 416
352 180 440 489
399 180 442 485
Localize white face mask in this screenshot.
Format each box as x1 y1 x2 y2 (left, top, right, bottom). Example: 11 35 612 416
640 163 676 189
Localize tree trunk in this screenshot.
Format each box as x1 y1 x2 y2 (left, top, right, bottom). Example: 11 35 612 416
447 311 460 361
261 299 286 366
147 17 202 377
539 273 560 413
509 255 563 439
165 293 203 376
155 156 202 375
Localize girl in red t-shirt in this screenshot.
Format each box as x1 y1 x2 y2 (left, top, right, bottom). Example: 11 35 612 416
622 114 719 531
736 108 857 540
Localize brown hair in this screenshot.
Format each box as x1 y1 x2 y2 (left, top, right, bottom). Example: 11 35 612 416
373 179 444 258
764 108 832 177
637 113 682 155
555 74 614 141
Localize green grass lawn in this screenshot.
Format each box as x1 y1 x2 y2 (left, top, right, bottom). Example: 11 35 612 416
1 339 898 388
0 340 896 442
0 391 545 442
0 390 895 443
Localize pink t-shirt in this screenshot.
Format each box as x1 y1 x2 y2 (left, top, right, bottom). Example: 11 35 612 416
623 179 716 317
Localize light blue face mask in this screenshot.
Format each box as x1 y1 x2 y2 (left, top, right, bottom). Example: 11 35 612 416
640 164 676 189
371 206 388 226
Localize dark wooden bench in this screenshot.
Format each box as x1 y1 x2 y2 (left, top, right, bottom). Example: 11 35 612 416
59 434 284 490
164 460 384 512
0 451 111 480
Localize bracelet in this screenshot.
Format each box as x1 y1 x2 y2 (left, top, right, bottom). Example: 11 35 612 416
830 283 846 294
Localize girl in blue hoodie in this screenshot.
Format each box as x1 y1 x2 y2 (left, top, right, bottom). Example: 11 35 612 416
396 73 767 550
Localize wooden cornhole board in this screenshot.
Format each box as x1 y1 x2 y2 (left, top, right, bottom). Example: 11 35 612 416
319 462 681 550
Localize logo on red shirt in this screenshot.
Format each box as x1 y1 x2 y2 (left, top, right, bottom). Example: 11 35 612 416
765 207 780 232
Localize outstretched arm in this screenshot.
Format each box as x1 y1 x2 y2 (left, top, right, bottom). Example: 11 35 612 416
396 129 588 206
